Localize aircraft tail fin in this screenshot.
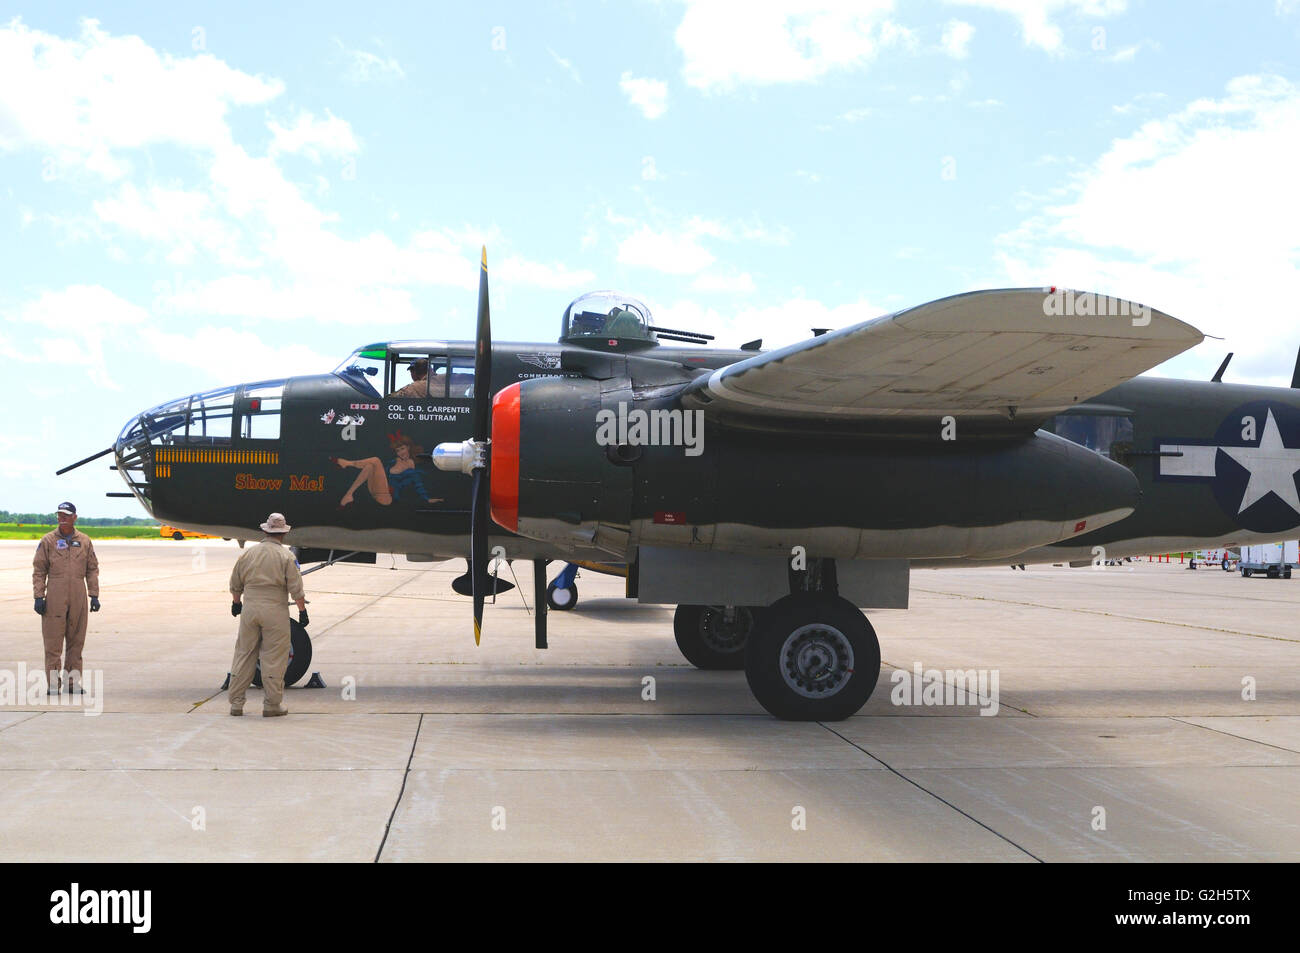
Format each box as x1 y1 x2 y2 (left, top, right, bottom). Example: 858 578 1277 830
1291 345 1300 389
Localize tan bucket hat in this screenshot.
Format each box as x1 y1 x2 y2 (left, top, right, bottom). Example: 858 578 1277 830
260 512 291 534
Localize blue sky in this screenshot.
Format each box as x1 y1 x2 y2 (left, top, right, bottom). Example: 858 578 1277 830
3 1 1299 515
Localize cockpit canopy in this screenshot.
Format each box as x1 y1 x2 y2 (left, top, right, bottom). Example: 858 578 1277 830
561 291 656 350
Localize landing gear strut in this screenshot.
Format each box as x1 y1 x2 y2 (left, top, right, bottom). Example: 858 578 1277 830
673 605 759 670
745 559 881 720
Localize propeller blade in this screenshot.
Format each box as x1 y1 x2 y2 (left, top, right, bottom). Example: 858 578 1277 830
468 246 493 645
470 469 489 645
533 559 548 650
1291 345 1300 389
472 246 493 442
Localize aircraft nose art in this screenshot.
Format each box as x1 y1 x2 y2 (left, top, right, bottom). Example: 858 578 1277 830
489 382 521 532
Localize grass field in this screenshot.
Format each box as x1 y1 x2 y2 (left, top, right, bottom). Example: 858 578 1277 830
0 524 162 540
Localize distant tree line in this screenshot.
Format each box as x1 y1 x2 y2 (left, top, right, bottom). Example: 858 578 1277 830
0 510 158 526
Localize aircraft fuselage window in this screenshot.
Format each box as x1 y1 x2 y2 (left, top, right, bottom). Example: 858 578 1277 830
184 387 237 446
241 383 283 441
446 357 475 398
1050 413 1135 460
389 353 448 399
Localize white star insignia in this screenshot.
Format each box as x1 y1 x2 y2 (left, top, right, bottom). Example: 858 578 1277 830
1220 409 1300 516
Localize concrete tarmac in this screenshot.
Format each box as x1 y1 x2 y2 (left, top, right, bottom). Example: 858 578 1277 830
1 540 1297 862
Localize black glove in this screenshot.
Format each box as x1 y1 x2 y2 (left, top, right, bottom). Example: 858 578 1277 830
298 609 309 628
34 597 46 615
90 597 100 612
231 602 242 617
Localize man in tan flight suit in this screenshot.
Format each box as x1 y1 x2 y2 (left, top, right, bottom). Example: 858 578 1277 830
32 501 101 694
228 512 307 717
390 357 430 399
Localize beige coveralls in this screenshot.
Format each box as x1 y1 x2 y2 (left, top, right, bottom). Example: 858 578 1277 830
228 539 305 711
32 529 99 684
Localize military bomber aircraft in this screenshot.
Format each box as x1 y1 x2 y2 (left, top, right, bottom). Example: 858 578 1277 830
63 251 1300 720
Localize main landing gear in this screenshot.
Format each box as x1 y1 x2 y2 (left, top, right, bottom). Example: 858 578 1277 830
743 592 880 721
672 604 760 670
674 558 882 720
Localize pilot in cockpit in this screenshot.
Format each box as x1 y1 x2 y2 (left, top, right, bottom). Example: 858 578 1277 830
390 358 429 399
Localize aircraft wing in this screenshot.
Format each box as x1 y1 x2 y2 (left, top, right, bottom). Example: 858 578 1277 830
687 289 1203 432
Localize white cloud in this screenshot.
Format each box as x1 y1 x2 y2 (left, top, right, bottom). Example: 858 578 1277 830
618 225 715 274
620 72 668 119
267 111 359 163
941 20 975 58
692 271 757 294
0 18 283 180
945 0 1127 54
839 107 874 122
996 73 1300 384
675 0 906 91
335 39 405 83
659 296 888 350
93 183 245 266
615 212 790 275
641 156 664 181
1 285 150 388
148 326 334 383
497 256 596 289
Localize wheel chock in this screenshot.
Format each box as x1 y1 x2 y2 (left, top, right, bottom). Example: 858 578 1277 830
304 671 327 689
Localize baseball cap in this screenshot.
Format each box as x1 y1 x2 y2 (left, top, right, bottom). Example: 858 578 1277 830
57 502 77 515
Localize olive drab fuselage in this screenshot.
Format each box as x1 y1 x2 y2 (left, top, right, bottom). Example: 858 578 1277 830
113 340 1300 567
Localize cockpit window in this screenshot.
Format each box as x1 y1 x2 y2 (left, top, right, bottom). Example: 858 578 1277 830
562 291 655 343
334 348 384 397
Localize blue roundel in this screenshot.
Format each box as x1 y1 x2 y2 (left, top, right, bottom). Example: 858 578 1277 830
1210 401 1300 534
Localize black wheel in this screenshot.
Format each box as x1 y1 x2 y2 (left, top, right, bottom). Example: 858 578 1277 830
253 621 313 688
673 605 758 670
1286 569 1293 579
172 531 184 540
1268 568 1280 579
744 593 881 721
546 581 578 611
1242 568 1251 577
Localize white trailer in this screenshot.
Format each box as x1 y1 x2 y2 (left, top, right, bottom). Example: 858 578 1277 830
1240 542 1298 579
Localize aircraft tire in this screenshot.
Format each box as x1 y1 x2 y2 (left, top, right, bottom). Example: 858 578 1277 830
546 582 578 611
673 604 754 670
744 593 880 721
253 621 313 688
1242 568 1251 578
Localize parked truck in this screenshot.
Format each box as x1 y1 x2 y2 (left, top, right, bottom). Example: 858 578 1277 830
1239 542 1298 579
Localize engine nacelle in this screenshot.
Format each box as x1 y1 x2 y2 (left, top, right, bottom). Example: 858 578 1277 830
490 378 634 555
490 377 1143 562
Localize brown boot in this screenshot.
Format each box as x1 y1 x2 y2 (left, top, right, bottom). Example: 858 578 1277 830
262 705 288 718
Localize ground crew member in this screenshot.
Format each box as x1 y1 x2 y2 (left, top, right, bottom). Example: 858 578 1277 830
390 357 430 399
32 501 100 694
228 512 307 717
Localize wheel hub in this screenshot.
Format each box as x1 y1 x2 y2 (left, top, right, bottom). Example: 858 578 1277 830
780 623 854 698
699 606 752 654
